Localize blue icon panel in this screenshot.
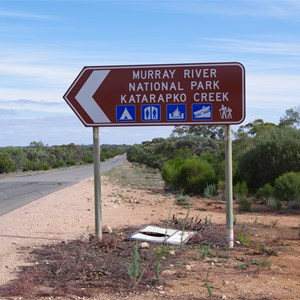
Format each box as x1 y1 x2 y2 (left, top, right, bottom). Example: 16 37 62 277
141 105 161 122
166 104 186 122
116 105 136 122
192 104 212 121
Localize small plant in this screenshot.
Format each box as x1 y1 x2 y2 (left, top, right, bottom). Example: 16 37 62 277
251 258 271 269
234 262 249 270
267 197 282 210
257 245 278 256
233 210 237 225
198 244 213 259
127 242 144 285
153 244 171 260
255 183 274 201
180 207 191 248
234 181 249 199
204 268 213 297
238 197 252 212
237 232 251 247
175 194 191 207
154 261 161 282
203 183 217 198
153 244 171 282
204 215 213 225
234 181 252 212
265 220 279 228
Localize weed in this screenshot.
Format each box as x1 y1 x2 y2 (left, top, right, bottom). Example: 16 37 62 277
251 258 271 269
127 242 144 285
180 207 191 248
168 214 207 231
204 215 213 225
153 244 171 282
233 210 237 225
265 220 279 228
175 194 191 207
267 197 282 210
253 244 278 256
203 183 217 198
153 244 171 260
215 250 231 259
204 268 213 297
260 245 278 256
237 232 251 247
198 244 213 259
238 197 252 212
234 263 249 270
155 261 161 282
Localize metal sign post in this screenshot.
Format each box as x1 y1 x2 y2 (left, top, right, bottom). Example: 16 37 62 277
93 127 102 239
225 125 234 248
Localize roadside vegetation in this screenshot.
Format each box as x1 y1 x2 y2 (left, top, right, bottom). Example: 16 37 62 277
0 143 129 174
0 159 299 299
127 106 300 211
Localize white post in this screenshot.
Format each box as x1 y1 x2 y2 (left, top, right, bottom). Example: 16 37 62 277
93 127 102 240
225 125 234 248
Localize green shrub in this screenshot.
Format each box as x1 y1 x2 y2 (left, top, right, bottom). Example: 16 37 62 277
266 197 282 210
39 162 50 171
66 160 76 166
175 194 191 207
274 172 300 203
238 197 252 212
238 126 300 191
203 183 217 198
234 181 251 211
161 158 185 192
0 153 16 173
256 183 274 201
234 181 249 199
161 157 217 195
54 159 65 168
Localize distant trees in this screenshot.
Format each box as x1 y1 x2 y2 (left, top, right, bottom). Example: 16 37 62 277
0 142 129 174
128 107 300 207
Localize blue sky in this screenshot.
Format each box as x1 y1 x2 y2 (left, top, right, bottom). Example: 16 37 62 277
0 0 299 146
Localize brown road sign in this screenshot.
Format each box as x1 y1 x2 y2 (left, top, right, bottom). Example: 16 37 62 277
63 62 245 127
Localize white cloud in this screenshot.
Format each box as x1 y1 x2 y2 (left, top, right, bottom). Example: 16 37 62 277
138 0 300 18
208 38 300 57
0 10 59 21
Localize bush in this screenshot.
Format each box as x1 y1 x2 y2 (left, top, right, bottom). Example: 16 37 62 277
0 153 16 173
234 181 251 212
274 172 300 203
238 198 252 212
203 183 217 198
256 183 274 201
161 157 217 195
238 126 300 191
234 181 248 200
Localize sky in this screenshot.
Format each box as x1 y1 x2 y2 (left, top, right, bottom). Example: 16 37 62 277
0 0 299 147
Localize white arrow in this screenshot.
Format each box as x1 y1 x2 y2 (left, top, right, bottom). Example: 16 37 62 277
75 70 111 123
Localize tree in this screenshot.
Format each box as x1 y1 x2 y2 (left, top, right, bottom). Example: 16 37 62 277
237 126 300 191
279 106 300 127
171 125 224 139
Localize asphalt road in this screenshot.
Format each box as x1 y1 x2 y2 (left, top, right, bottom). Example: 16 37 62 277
0 154 126 216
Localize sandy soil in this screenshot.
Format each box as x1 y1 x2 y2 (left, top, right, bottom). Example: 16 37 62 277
0 162 299 299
